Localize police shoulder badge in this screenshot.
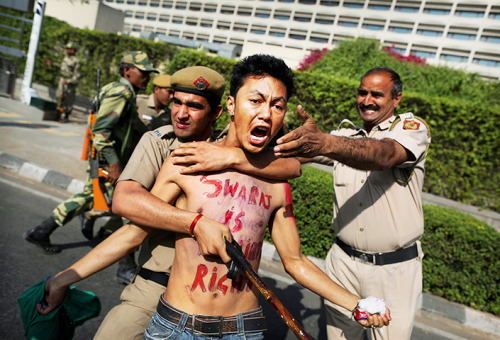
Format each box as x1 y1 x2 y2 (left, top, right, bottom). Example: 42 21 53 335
194 76 210 91
403 119 420 130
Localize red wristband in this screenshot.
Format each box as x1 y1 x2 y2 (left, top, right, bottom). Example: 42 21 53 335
189 213 203 238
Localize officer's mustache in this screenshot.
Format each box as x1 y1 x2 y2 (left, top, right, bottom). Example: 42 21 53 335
360 104 379 111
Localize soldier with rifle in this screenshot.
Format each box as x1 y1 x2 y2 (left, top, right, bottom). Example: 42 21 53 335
24 51 158 282
45 42 81 123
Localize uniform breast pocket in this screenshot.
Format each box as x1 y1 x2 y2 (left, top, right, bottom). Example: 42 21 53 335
333 163 359 187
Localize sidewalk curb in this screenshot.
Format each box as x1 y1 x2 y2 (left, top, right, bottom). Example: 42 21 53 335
1 151 499 337
0 152 84 194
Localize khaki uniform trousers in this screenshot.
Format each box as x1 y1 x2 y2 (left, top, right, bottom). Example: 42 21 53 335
94 275 165 340
325 242 422 340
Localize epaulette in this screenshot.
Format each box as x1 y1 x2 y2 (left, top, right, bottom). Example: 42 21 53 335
152 124 175 139
390 113 431 184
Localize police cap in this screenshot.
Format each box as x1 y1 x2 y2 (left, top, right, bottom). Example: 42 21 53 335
170 66 225 102
153 75 172 88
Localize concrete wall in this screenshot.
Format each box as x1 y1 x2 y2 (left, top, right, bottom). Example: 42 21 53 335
43 0 124 33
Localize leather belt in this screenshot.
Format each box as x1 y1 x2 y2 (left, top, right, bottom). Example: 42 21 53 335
156 296 267 337
138 267 169 287
336 238 418 265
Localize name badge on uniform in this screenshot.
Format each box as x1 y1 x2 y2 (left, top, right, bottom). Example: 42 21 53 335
403 119 420 130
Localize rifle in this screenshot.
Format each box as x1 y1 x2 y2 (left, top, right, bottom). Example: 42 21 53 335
85 70 111 213
225 239 313 340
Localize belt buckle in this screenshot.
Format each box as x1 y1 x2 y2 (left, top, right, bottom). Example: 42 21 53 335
358 252 376 265
192 314 224 337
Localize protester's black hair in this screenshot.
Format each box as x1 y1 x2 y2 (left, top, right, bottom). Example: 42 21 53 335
362 67 403 99
230 54 295 100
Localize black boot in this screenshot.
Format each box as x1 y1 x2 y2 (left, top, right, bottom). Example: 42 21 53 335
24 216 61 254
79 213 95 240
116 253 137 285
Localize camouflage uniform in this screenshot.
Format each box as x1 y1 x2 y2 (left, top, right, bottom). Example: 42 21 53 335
56 51 81 117
52 77 140 226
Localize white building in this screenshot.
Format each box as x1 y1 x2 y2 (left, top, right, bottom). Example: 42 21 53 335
44 0 125 33
103 0 499 79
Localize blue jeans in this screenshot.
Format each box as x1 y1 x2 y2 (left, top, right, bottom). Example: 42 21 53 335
143 304 264 340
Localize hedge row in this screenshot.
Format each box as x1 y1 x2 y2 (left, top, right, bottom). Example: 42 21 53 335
267 166 500 316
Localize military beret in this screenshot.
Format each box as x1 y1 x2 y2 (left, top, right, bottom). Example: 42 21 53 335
121 51 159 73
170 66 225 101
65 42 77 50
153 75 172 88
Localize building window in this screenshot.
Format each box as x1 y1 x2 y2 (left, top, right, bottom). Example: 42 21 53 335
234 23 248 32
279 0 295 2
440 54 468 63
410 50 436 58
343 2 364 9
255 9 271 18
416 29 442 37
395 6 418 13
125 11 133 18
150 1 160 7
238 7 252 16
489 13 500 20
298 0 315 4
204 4 217 13
172 16 183 24
274 11 291 20
362 23 384 30
388 26 412 34
186 17 198 26
169 31 180 38
189 2 202 11
221 5 235 14
147 14 156 21
338 20 358 27
368 4 390 11
423 7 450 15
176 2 187 10
473 58 499 67
217 21 231 30
320 1 339 6
315 14 335 24
116 0 124 3
289 29 307 40
159 15 169 22
200 19 213 28
481 36 500 44
269 26 286 37
251 25 267 35
135 12 145 19
454 10 483 18
162 1 173 9
132 25 141 32
310 36 328 43
138 1 147 6
294 12 312 22
447 33 476 40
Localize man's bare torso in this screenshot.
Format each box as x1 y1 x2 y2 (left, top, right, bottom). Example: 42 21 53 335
155 156 287 316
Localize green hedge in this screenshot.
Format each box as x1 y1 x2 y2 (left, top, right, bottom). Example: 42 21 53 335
266 166 500 316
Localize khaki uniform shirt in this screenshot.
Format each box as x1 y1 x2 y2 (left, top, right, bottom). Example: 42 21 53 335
331 113 431 253
136 94 160 130
118 125 227 272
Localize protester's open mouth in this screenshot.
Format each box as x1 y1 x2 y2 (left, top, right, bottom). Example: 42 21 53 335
249 126 269 145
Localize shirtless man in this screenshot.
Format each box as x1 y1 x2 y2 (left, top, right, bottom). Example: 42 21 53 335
38 55 390 338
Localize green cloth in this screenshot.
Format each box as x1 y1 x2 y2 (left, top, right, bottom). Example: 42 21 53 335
17 279 101 340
